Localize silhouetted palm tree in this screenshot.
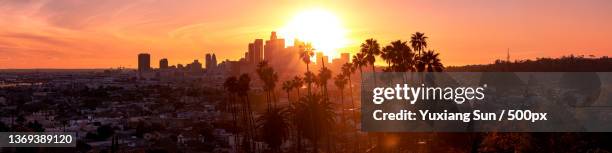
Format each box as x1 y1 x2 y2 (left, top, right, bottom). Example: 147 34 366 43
292 76 304 98
341 62 360 151
410 32 428 57
256 61 279 108
361 38 381 72
223 76 240 148
237 74 256 152
317 67 332 99
304 71 316 94
419 50 444 72
381 45 396 68
333 74 348 123
258 107 290 153
282 80 293 103
299 43 315 95
383 40 415 72
352 52 367 77
292 94 335 153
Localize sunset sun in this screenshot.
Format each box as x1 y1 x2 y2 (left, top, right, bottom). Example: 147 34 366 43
279 9 349 59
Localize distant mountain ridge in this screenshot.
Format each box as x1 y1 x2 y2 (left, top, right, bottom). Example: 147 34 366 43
446 55 612 72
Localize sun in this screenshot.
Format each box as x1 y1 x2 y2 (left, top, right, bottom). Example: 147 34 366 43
279 8 349 59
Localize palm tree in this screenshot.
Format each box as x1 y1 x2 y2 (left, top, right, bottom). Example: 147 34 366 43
383 40 414 72
317 67 332 99
282 80 293 103
381 43 398 69
237 74 256 152
333 74 348 123
258 107 290 153
410 32 428 57
419 50 444 72
304 71 316 94
223 76 240 149
292 76 304 98
340 63 356 112
341 62 360 151
292 94 335 153
361 38 381 72
352 52 367 77
256 61 279 108
299 42 315 95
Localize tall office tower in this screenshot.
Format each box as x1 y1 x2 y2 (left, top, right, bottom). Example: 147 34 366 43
159 58 169 69
253 39 264 64
212 54 217 67
264 31 285 62
205 53 212 69
245 52 250 63
340 53 350 63
248 43 255 63
138 53 151 72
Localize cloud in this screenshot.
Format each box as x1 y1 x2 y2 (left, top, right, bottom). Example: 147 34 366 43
1 32 69 46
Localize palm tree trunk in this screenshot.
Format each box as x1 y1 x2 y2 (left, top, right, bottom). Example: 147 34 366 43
372 65 377 86
287 91 290 103
340 89 345 124
307 63 312 96
296 88 300 100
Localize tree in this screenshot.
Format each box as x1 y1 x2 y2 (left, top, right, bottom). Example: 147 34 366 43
382 40 415 72
419 50 444 72
341 62 360 151
317 67 332 99
237 74 256 152
292 76 304 98
256 61 279 108
292 94 335 153
352 52 367 78
223 76 240 148
333 74 348 124
304 71 316 94
299 42 315 95
282 80 293 103
361 38 381 73
410 32 428 57
258 107 290 153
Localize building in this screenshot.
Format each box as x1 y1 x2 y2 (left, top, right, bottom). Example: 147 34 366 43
205 53 218 70
340 53 350 64
212 54 217 68
264 32 285 62
187 60 202 72
159 58 169 69
205 54 212 68
248 39 264 64
138 53 151 72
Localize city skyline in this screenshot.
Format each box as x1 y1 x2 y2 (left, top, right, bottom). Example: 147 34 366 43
1 0 612 68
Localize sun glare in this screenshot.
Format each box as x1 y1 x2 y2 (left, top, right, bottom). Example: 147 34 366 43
279 9 348 59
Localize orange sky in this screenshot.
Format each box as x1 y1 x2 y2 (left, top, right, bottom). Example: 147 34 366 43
0 0 611 69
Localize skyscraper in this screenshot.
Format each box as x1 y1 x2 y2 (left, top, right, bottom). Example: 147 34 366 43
212 54 218 68
264 32 285 62
159 58 168 69
248 43 254 63
138 53 151 72
205 54 212 69
247 39 264 64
